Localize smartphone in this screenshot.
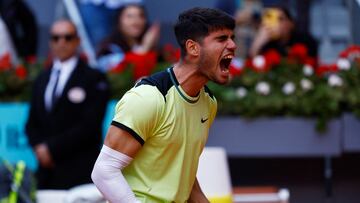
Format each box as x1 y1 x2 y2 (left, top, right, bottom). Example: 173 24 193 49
262 8 280 38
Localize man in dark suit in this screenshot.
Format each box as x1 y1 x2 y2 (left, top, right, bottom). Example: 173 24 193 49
26 19 109 189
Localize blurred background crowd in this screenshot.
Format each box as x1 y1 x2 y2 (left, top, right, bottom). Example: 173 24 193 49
1 0 359 68
1 0 360 203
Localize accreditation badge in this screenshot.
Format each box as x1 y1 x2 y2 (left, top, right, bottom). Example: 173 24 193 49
68 87 86 103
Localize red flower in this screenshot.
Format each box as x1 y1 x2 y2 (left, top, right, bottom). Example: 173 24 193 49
162 43 180 63
348 45 360 53
163 43 174 52
304 57 318 67
339 45 360 61
316 64 338 76
264 49 281 66
249 55 267 72
0 53 11 71
110 60 127 73
44 54 54 69
114 51 158 80
25 55 37 64
249 50 280 73
229 58 244 76
288 43 308 62
15 65 27 79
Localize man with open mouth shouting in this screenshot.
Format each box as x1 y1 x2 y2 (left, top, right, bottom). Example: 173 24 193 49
92 7 236 203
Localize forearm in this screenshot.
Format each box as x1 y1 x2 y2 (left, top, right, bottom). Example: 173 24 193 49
249 37 266 57
249 27 272 57
188 178 210 203
91 145 139 203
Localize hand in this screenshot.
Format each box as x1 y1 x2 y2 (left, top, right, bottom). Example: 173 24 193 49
35 143 55 168
138 22 160 53
188 178 210 203
249 25 280 57
255 26 274 45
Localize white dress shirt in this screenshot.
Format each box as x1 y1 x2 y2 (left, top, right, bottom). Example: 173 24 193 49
44 56 78 110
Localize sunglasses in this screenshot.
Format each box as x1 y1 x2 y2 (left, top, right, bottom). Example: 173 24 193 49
50 33 77 42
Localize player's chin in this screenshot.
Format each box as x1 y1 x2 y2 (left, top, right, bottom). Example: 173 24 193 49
213 74 230 85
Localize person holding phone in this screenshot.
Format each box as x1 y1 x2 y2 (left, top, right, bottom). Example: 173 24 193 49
249 6 318 58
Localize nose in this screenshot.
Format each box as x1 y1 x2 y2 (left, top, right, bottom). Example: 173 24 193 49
227 38 237 51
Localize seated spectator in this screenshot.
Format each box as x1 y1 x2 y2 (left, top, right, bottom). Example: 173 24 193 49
96 3 160 75
249 6 318 58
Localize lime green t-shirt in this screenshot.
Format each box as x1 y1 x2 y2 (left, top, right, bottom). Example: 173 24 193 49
112 67 217 203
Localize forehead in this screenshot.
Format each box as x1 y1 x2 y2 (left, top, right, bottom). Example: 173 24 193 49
206 29 234 38
51 21 76 34
276 9 290 21
122 5 143 15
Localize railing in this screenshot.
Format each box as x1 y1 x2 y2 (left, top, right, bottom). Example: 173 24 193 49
62 0 97 67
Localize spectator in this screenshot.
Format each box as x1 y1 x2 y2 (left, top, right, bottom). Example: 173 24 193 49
249 6 318 58
96 3 160 72
0 0 38 58
25 19 109 189
77 0 143 50
233 0 263 58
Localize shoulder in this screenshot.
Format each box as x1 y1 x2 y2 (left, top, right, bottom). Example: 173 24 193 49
203 85 217 112
75 60 109 92
124 84 165 107
135 68 174 102
204 85 216 101
114 85 165 129
116 69 172 114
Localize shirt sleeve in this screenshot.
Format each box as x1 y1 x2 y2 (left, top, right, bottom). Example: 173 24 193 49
112 85 164 144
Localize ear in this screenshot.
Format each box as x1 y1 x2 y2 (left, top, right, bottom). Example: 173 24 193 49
185 39 199 57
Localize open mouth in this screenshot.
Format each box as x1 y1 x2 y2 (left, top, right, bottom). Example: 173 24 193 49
220 55 233 73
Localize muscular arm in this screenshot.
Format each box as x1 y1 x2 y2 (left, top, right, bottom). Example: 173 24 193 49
104 125 142 157
188 178 210 203
91 125 142 203
93 85 162 202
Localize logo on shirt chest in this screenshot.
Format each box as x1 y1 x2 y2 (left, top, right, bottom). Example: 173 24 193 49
201 117 208 123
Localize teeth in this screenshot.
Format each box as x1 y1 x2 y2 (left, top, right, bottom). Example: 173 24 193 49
223 55 233 59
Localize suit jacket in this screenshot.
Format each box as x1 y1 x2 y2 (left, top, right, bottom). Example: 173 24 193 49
26 58 109 189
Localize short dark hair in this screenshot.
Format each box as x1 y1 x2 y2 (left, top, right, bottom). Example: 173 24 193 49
270 6 294 22
174 7 235 57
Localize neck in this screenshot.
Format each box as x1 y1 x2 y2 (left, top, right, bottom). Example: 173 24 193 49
281 30 293 44
125 36 138 48
173 59 208 97
56 55 76 63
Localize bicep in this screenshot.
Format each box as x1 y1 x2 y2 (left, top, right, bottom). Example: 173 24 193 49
104 125 142 158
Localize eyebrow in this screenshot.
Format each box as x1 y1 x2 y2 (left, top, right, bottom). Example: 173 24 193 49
215 34 235 41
